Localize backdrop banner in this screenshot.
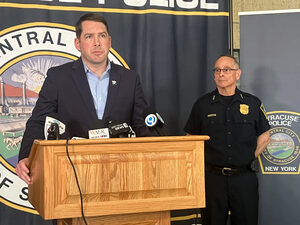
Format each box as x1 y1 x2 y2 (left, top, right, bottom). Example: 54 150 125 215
0 1 228 224
240 10 300 225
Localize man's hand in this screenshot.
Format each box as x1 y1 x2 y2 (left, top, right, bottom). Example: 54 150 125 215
15 158 31 184
254 130 271 158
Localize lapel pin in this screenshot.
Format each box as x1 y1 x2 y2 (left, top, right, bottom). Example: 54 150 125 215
112 80 117 85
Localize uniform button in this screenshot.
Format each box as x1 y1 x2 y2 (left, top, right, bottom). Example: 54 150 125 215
228 144 231 147
227 119 230 122
227 107 230 110
227 131 231 135
228 157 232 161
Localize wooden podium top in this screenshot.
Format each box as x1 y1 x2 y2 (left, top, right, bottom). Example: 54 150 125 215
31 135 209 146
28 135 209 219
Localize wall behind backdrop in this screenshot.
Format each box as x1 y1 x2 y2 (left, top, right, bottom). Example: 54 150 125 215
0 1 228 225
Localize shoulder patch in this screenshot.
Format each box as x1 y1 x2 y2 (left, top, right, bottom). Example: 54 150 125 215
260 103 268 119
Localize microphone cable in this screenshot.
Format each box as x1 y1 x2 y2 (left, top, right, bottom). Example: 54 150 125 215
65 139 88 225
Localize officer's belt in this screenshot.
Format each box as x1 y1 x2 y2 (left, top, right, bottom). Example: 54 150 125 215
206 163 251 176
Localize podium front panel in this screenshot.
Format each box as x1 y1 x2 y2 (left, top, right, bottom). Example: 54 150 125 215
28 136 208 219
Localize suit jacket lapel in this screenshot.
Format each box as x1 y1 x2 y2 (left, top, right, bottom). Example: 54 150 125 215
71 58 98 120
103 63 120 122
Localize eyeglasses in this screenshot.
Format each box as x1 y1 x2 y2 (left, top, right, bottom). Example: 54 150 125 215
213 68 239 74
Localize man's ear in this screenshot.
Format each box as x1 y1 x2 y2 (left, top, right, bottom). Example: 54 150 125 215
108 35 112 49
236 69 242 80
74 38 80 52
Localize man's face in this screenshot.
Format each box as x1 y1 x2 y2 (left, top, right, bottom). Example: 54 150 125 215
214 56 241 90
75 20 111 67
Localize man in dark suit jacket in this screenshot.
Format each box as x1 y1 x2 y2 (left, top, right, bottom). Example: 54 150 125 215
16 13 156 184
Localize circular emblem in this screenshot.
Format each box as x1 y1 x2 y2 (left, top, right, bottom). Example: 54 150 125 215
145 114 157 127
262 127 300 165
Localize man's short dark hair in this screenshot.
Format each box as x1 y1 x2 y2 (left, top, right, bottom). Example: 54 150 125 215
75 13 109 38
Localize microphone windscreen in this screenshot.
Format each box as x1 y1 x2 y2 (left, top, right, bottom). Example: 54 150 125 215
89 119 107 130
145 113 158 127
143 107 165 136
44 115 66 139
47 123 60 140
108 121 131 138
88 120 109 139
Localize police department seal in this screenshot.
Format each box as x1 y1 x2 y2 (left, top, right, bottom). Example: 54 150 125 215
260 111 300 174
262 127 300 165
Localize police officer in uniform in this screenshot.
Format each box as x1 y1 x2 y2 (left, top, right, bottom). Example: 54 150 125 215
184 55 270 225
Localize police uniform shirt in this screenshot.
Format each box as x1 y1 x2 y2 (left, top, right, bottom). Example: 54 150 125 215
184 88 270 167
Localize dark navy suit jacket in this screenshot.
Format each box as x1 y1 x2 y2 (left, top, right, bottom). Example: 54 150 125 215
19 58 155 160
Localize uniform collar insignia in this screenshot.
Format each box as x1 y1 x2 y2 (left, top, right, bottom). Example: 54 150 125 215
207 114 217 117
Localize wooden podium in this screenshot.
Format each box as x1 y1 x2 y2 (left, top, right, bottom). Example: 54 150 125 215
28 136 209 225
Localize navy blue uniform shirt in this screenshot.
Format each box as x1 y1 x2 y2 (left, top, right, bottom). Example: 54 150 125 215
184 88 270 167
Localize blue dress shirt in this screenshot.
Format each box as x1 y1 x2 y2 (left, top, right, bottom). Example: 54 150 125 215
84 61 110 119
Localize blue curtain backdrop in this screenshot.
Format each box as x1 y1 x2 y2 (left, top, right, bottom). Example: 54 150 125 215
0 1 228 224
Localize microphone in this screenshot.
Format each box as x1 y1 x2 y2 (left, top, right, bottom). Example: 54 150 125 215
107 121 135 138
47 123 60 140
44 115 65 140
88 119 110 139
145 111 165 136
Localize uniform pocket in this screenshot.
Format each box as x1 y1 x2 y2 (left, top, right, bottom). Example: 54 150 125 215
203 117 225 140
233 117 256 140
